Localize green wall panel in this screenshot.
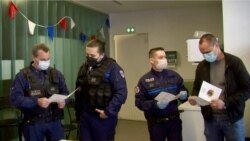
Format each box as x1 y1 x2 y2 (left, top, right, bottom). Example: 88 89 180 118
0 0 109 93
0 1 108 140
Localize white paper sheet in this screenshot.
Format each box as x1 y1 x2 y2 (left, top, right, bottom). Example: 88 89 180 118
48 88 79 103
198 81 222 102
155 91 177 102
193 96 210 106
191 81 222 106
48 94 68 103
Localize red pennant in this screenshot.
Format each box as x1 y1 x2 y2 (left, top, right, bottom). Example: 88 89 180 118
90 35 96 40
9 1 18 20
59 17 67 31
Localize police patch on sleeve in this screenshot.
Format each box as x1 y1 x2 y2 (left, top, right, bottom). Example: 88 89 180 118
134 86 140 94
119 70 125 78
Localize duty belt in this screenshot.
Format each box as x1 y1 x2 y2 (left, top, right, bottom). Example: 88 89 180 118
157 115 178 122
149 115 179 123
24 114 60 125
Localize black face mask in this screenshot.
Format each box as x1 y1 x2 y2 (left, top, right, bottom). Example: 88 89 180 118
86 56 98 67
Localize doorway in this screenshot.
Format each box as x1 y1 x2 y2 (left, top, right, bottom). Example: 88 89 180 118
114 33 149 121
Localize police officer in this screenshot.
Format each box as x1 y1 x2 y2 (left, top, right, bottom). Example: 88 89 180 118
135 47 188 141
10 43 68 141
74 39 127 141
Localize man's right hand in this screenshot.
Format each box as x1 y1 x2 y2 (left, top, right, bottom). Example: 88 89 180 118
188 96 197 105
37 98 50 108
156 100 169 109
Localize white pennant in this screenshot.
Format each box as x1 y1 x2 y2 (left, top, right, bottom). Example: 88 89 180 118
100 27 105 39
70 18 75 29
28 20 36 35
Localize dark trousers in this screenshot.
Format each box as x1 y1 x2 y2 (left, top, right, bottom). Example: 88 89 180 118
79 111 117 141
147 117 182 141
23 120 64 141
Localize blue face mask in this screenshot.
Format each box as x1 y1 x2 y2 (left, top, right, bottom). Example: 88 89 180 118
203 49 218 63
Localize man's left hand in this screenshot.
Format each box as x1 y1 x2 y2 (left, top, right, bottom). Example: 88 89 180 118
178 91 188 100
57 100 66 109
95 109 108 119
210 99 225 110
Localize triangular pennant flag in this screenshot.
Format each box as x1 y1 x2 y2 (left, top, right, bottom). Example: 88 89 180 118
105 18 110 28
70 18 75 29
91 35 96 40
80 33 87 44
9 1 18 20
100 27 105 39
28 20 36 35
59 17 67 31
47 26 54 41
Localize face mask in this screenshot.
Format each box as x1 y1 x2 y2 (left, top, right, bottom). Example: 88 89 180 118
38 60 50 70
203 49 218 63
155 58 168 71
86 56 98 67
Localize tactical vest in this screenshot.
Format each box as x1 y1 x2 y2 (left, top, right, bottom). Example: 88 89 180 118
21 66 63 123
79 58 115 110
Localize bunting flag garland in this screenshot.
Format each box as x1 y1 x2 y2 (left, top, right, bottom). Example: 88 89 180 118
59 17 67 31
70 18 75 29
9 1 18 20
47 26 54 41
7 1 111 43
28 20 36 35
80 32 87 44
90 35 96 40
99 27 105 39
105 18 110 29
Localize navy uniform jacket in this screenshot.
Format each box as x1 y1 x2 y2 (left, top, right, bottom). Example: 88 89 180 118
135 68 188 119
75 56 127 118
10 65 68 110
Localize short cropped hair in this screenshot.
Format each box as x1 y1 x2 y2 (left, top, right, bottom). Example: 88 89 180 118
86 39 105 54
149 47 165 58
32 43 49 57
199 33 219 46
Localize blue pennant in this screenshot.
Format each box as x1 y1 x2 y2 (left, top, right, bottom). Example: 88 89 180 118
105 18 110 28
80 32 87 44
47 26 54 41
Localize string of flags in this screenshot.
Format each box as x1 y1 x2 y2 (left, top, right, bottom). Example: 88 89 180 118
7 1 110 44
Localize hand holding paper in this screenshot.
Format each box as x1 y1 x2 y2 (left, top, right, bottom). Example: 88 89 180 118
154 91 176 109
38 97 50 108
190 81 222 106
210 99 225 110
156 100 169 109
155 91 176 102
189 96 210 106
176 91 188 100
48 88 79 103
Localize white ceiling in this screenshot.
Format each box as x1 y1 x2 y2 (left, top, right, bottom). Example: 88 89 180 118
71 0 222 14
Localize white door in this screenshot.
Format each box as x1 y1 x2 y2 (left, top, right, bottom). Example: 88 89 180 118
114 33 149 121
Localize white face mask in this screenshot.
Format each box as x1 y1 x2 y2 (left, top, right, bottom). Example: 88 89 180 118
38 60 50 70
155 58 168 71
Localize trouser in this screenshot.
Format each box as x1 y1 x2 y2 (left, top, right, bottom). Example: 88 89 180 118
147 116 182 141
23 120 64 141
79 111 118 141
204 115 245 141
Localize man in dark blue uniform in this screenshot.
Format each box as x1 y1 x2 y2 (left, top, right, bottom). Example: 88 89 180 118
10 43 69 141
74 39 127 141
135 47 188 141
